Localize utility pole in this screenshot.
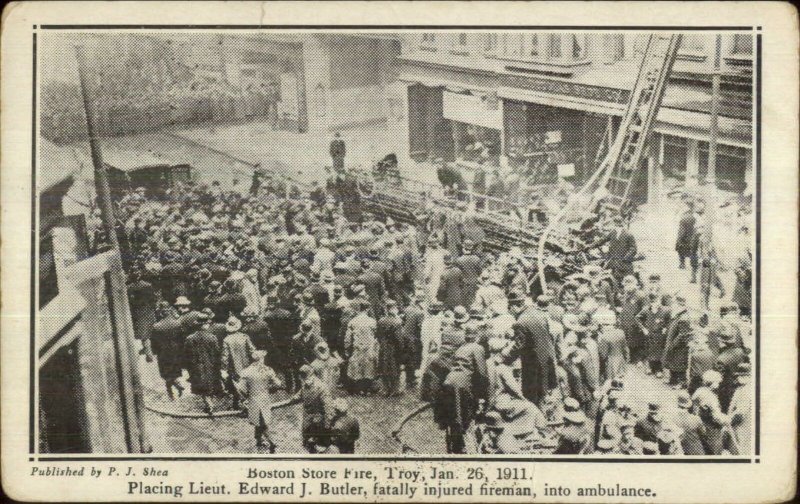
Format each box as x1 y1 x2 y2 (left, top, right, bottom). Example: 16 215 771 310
75 45 149 453
75 45 119 249
706 34 722 240
701 34 722 309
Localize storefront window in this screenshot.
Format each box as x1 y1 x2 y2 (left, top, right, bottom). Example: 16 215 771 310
698 142 749 193
452 122 501 165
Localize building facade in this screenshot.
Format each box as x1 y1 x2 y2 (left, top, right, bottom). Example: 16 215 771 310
386 32 754 198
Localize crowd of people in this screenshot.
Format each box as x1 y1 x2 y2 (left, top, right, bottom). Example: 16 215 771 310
118 158 753 456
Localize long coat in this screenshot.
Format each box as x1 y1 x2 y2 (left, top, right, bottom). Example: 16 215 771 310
262 307 297 371
455 253 482 308
401 304 425 366
184 328 223 396
127 279 157 341
151 316 184 380
675 211 696 256
663 309 692 374
604 229 638 279
221 332 256 378
376 315 403 379
345 312 379 381
237 362 282 426
619 290 647 362
437 265 466 310
511 306 558 405
638 304 671 362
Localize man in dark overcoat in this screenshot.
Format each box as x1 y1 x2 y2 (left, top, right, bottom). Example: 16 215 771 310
601 216 638 282
662 294 693 388
376 300 404 396
184 311 223 414
400 290 426 388
127 270 156 361
262 295 299 392
455 239 482 308
675 199 696 270
329 132 346 172
504 290 558 406
437 252 466 310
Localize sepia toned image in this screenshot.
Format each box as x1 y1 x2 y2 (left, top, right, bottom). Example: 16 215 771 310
34 28 759 458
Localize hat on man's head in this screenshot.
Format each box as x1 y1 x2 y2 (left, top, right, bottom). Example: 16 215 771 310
225 316 242 333
536 294 553 308
453 306 470 324
174 296 192 307
676 391 692 409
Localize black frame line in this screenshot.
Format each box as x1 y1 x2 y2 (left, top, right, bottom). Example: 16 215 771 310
39 25 755 30
29 24 762 463
30 30 38 456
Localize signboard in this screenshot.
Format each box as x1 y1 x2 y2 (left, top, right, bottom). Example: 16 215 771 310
545 130 562 144
558 163 576 178
443 91 501 130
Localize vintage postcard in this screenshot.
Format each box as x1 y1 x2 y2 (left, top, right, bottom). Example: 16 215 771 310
1 1 797 502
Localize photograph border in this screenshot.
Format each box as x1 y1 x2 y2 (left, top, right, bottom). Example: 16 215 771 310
29 24 762 464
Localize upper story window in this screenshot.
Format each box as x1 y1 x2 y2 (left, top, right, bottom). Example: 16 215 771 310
678 34 709 62
483 33 498 55
495 33 588 65
525 34 540 57
420 33 437 51
451 33 469 54
724 33 753 67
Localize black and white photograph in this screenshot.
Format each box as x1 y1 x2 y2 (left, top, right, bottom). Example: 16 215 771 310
33 28 760 458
